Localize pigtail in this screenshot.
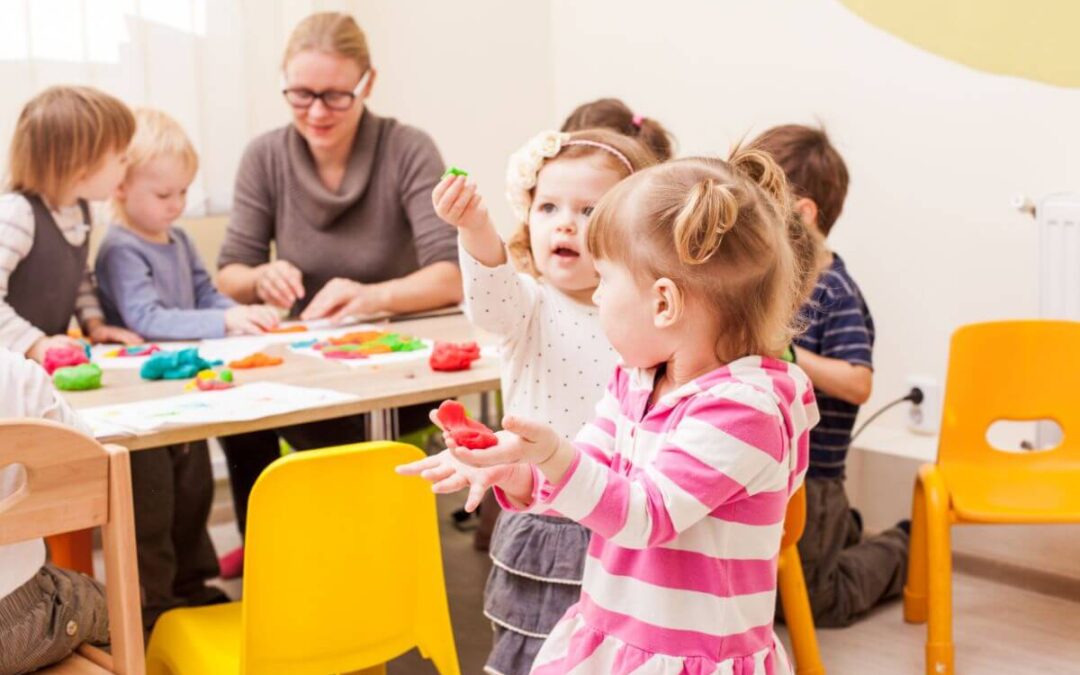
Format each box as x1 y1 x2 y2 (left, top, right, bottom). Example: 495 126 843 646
728 146 790 219
672 179 740 265
635 118 675 162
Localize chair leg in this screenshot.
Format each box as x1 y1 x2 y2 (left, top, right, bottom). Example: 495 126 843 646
904 472 929 624
777 544 825 675
921 466 954 675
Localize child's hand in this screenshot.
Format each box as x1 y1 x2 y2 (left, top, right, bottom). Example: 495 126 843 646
396 448 529 512
225 305 281 335
26 335 84 364
87 323 143 346
447 414 560 468
432 175 491 231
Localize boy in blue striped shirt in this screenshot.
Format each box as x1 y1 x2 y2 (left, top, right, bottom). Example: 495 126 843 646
752 125 908 627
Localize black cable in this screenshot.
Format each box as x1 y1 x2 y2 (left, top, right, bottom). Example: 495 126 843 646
849 387 925 443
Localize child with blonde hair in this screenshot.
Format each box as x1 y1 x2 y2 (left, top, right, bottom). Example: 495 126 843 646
431 128 657 675
95 109 264 630
406 151 819 674
0 86 142 362
96 108 279 339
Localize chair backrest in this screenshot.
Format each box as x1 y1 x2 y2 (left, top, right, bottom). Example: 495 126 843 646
781 485 807 549
240 441 453 674
0 419 144 674
939 320 1080 469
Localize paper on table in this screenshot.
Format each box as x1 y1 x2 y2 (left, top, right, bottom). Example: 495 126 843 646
90 342 200 370
78 381 360 434
288 332 434 369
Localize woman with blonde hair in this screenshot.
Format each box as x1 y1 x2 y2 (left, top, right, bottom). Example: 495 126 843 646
214 12 462 577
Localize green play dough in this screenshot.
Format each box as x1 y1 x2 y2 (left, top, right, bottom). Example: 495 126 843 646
53 363 102 391
442 166 468 178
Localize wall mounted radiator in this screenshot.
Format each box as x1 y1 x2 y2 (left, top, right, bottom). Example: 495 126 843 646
1015 192 1080 447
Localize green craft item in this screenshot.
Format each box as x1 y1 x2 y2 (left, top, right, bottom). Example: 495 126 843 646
54 363 102 391
219 369 234 383
364 333 425 352
441 166 468 178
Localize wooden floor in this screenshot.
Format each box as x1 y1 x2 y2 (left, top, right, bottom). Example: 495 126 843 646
187 492 1080 674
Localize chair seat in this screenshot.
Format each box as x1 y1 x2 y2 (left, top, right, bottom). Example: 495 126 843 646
146 601 243 674
38 653 111 674
943 463 1080 523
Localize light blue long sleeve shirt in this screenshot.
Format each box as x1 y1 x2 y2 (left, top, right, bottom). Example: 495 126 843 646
95 225 236 340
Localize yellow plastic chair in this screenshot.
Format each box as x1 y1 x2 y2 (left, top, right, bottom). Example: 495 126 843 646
146 441 460 675
777 485 825 675
903 320 1080 675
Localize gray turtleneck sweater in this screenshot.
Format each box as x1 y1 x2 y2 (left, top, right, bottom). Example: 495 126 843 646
217 110 458 311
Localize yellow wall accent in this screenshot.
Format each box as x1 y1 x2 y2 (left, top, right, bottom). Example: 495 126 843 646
839 0 1080 88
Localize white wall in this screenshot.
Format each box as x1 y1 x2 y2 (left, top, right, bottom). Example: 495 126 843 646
352 0 554 229
550 0 1080 432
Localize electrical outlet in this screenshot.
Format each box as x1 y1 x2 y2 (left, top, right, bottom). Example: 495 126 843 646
907 375 942 436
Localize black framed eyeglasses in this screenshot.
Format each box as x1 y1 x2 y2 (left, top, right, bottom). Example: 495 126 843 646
282 70 369 111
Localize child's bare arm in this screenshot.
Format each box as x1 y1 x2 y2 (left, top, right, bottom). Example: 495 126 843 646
793 347 872 405
432 175 507 268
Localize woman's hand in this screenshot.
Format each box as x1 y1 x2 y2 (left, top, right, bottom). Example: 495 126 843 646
85 321 144 346
432 175 492 232
300 278 389 322
225 305 281 335
254 260 305 310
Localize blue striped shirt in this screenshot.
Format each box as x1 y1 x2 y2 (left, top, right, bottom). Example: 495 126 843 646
794 253 874 478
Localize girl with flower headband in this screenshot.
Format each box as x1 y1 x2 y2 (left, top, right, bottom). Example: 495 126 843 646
405 151 819 674
430 128 657 675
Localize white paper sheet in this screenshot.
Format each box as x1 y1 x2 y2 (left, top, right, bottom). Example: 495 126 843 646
79 382 360 435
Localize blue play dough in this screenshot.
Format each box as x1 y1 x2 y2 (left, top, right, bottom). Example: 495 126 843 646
140 348 223 380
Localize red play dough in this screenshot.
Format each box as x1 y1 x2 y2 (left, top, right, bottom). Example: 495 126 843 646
436 400 497 449
43 347 89 375
429 341 481 371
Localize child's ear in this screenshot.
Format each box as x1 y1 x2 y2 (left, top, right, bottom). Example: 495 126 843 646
794 197 821 234
652 277 682 329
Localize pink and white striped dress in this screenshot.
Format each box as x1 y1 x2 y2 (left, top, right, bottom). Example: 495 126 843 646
497 356 818 675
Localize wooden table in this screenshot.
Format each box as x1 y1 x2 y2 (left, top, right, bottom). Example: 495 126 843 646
64 312 501 450
53 312 500 573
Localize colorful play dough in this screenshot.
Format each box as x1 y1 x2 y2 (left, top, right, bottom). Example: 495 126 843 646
53 363 102 391
429 341 481 372
228 352 284 369
140 348 223 380
43 346 89 375
184 369 236 391
436 400 498 449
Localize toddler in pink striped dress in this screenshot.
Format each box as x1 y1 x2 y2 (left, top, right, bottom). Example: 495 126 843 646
401 151 820 674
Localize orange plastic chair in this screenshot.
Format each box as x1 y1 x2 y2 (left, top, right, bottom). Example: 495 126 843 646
903 320 1080 675
0 419 145 674
146 441 460 675
778 485 825 675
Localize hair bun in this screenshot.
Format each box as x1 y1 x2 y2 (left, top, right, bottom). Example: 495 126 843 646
729 147 790 216
673 178 739 265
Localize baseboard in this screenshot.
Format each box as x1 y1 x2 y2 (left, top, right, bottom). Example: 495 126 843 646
953 551 1080 603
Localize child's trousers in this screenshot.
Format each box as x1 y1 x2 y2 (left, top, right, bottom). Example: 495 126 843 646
797 475 909 627
0 564 109 675
131 441 226 631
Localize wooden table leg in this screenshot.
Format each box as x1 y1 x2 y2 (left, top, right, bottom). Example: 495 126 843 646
46 529 95 575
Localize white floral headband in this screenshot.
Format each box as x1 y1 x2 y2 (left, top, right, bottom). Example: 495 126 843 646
505 130 635 222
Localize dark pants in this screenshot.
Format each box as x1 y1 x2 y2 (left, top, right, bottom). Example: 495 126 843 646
130 442 225 630
797 476 909 627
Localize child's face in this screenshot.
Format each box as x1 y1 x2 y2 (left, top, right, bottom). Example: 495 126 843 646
117 155 194 235
73 150 127 202
593 259 667 368
528 157 622 299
